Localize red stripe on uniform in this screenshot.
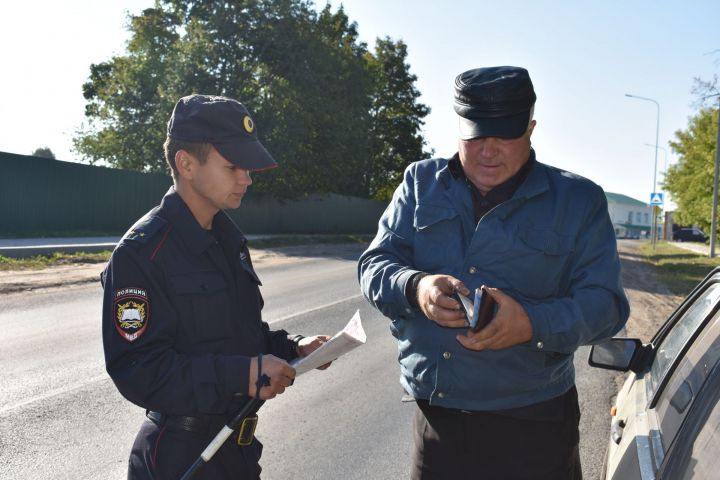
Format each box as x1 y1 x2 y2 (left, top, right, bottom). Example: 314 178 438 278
150 225 173 261
152 425 167 468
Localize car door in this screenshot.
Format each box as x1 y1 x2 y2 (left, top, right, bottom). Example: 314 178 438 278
606 270 720 479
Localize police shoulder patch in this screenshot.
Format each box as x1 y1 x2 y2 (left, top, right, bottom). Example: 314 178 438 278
114 288 150 342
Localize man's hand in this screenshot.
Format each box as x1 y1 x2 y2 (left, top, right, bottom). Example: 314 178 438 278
416 274 470 328
248 355 296 400
456 287 533 351
298 335 332 370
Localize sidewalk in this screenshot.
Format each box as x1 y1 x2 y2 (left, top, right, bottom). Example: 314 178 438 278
0 235 271 258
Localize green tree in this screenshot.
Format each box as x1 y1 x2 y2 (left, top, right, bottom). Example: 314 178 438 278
664 106 719 232
31 147 56 159
74 0 430 198
365 38 431 200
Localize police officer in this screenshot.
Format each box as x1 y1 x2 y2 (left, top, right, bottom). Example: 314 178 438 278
102 94 330 479
359 67 629 479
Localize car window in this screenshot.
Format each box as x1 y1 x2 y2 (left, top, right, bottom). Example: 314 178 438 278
678 373 720 479
650 283 720 396
654 310 720 451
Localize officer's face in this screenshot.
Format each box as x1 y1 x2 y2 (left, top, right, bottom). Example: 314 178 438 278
189 146 253 212
458 120 535 195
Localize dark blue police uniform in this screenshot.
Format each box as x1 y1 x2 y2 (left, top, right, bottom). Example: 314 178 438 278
102 187 298 479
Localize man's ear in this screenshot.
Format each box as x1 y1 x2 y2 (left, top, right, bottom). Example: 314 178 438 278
527 119 537 137
175 150 195 180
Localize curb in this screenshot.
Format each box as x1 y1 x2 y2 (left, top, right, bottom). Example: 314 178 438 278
0 243 117 259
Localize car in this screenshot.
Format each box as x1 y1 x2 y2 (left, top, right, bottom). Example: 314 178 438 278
673 227 707 242
589 267 720 480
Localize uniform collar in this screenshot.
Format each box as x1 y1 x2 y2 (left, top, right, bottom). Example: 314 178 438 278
159 187 246 256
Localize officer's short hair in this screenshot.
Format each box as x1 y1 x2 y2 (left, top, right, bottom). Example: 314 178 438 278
163 137 212 180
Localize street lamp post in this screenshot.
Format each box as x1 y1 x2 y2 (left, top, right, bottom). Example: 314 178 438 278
626 94 660 249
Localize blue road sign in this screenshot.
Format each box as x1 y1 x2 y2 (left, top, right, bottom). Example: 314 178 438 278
650 192 663 207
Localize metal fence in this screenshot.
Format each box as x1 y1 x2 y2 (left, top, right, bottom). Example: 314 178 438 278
0 151 387 237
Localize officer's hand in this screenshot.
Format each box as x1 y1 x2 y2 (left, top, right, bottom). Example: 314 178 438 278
248 355 296 400
456 287 533 351
416 274 470 328
298 335 332 370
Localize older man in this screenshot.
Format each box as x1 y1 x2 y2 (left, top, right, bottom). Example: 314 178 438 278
359 66 629 480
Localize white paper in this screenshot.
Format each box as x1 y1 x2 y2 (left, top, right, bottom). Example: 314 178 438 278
291 310 366 375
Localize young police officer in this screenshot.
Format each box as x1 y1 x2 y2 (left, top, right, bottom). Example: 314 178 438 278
102 94 329 479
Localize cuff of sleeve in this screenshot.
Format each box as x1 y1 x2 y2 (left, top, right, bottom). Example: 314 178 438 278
224 355 251 397
523 302 551 352
396 269 424 317
406 272 429 308
288 334 305 359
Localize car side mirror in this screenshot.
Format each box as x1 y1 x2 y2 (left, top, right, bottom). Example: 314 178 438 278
589 337 648 372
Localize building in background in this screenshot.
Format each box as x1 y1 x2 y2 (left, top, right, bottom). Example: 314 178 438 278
605 192 658 239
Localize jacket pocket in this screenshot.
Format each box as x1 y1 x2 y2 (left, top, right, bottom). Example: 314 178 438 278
169 271 232 340
412 204 462 272
500 226 575 298
518 226 575 256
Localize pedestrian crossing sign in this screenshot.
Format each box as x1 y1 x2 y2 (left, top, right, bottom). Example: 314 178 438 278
650 192 663 206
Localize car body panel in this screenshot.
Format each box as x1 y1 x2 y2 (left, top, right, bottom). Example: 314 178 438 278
593 268 720 480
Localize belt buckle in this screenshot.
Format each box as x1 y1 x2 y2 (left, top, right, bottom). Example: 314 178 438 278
236 415 258 446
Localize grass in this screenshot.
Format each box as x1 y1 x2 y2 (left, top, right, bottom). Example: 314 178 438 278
0 251 113 271
0 234 373 271
639 241 720 296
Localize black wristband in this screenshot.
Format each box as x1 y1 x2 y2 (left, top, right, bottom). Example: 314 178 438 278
406 272 429 308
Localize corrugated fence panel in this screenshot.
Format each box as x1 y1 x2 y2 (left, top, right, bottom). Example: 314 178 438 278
0 152 172 236
0 152 388 236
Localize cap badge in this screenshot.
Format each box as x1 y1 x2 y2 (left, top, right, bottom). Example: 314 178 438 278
243 116 254 134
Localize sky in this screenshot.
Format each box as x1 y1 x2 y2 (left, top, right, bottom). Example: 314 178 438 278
1 0 718 208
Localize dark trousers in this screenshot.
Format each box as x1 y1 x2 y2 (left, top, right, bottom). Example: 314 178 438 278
411 390 583 480
127 418 263 480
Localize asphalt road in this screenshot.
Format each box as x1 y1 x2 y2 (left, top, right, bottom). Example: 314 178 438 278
0 247 616 479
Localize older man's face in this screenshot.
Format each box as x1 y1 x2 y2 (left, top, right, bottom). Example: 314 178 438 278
458 120 535 195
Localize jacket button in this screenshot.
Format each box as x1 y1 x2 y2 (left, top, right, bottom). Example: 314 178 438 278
536 341 544 349
443 352 451 360
468 266 477 274
437 392 446 398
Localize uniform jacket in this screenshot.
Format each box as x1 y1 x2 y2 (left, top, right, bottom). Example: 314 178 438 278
358 152 630 411
101 187 295 418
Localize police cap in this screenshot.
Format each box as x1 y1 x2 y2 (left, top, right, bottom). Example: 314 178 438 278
167 94 277 171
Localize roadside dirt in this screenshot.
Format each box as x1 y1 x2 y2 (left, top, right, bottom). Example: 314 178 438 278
616 240 684 341
0 243 364 296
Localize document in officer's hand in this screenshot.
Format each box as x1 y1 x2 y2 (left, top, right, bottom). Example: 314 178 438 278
291 310 366 376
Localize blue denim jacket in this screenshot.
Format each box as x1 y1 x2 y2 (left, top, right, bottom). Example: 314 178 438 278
358 154 629 410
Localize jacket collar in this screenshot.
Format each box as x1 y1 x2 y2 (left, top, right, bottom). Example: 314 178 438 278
159 187 246 256
439 149 550 219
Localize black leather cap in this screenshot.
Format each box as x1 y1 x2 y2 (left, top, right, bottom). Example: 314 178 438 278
167 94 277 171
454 66 536 139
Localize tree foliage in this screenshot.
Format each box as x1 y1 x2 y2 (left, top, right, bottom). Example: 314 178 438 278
31 147 56 159
74 0 430 199
663 105 719 232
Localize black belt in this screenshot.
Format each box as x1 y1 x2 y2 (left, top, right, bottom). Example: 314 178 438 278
146 411 210 433
146 410 259 445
